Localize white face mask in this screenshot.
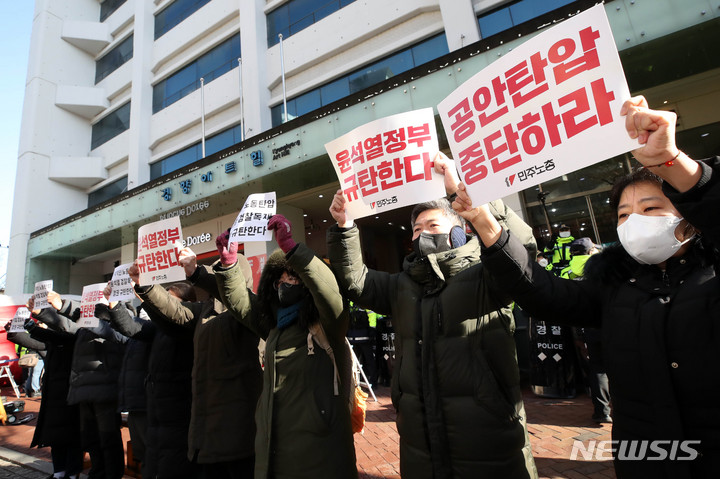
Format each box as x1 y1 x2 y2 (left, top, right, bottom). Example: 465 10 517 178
559 231 571 238
617 213 693 265
538 258 549 268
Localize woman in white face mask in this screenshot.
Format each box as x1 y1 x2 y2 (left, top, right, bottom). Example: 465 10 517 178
452 96 720 479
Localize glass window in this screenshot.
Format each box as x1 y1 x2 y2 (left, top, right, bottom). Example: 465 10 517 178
88 176 128 208
479 8 513 38
155 0 212 39
91 102 131 150
267 0 358 46
271 33 448 126
206 129 234 156
95 35 133 84
478 0 574 39
509 0 546 26
100 0 127 22
320 78 350 105
411 34 451 66
521 156 632 249
295 89 322 117
150 123 244 179
152 35 240 113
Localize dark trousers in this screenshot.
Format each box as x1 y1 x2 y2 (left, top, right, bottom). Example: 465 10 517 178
79 401 125 479
586 340 611 418
199 456 254 479
128 411 148 477
51 443 84 476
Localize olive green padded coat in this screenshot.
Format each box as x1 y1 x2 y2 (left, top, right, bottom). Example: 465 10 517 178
215 244 358 479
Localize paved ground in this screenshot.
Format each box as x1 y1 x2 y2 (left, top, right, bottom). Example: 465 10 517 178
1 384 615 478
0 457 47 479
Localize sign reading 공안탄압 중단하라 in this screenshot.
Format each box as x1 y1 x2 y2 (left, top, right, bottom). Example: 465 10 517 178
437 4 638 207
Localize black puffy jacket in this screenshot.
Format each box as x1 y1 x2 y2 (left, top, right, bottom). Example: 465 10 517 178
328 199 538 479
482 158 720 479
38 300 127 405
9 323 80 448
105 302 195 478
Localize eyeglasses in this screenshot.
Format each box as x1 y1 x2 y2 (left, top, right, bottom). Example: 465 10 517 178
273 275 300 290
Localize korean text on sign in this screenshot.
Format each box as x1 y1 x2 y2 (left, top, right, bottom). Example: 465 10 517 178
437 4 637 206
34 280 53 310
79 283 108 328
137 217 186 285
9 307 31 333
109 263 136 302
325 108 446 220
229 192 277 243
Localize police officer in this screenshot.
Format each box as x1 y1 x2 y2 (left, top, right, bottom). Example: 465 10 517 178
545 224 574 273
347 301 377 387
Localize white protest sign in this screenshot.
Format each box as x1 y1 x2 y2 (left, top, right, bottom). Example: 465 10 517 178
324 108 446 219
79 283 108 328
229 192 277 243
137 217 186 285
437 4 638 206
109 263 135 302
9 307 31 333
33 280 53 310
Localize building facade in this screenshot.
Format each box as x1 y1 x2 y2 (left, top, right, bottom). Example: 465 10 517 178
8 0 720 294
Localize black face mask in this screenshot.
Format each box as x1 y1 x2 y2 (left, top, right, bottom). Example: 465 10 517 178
412 226 466 257
277 282 305 307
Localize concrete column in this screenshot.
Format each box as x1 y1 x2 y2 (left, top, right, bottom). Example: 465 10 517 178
238 0 272 138
127 0 154 189
439 0 480 51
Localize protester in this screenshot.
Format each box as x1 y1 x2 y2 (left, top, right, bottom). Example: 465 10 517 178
95 286 151 478
37 291 128 479
561 238 611 423
453 96 719 478
100 282 198 479
128 248 262 479
327 154 538 478
7 303 83 479
23 344 44 399
214 215 358 479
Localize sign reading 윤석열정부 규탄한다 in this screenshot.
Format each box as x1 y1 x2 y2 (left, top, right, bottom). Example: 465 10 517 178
437 4 638 207
108 263 136 303
229 192 277 243
79 283 108 328
324 108 446 220
136 217 186 286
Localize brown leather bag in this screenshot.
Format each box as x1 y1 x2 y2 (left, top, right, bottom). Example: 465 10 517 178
18 353 38 368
